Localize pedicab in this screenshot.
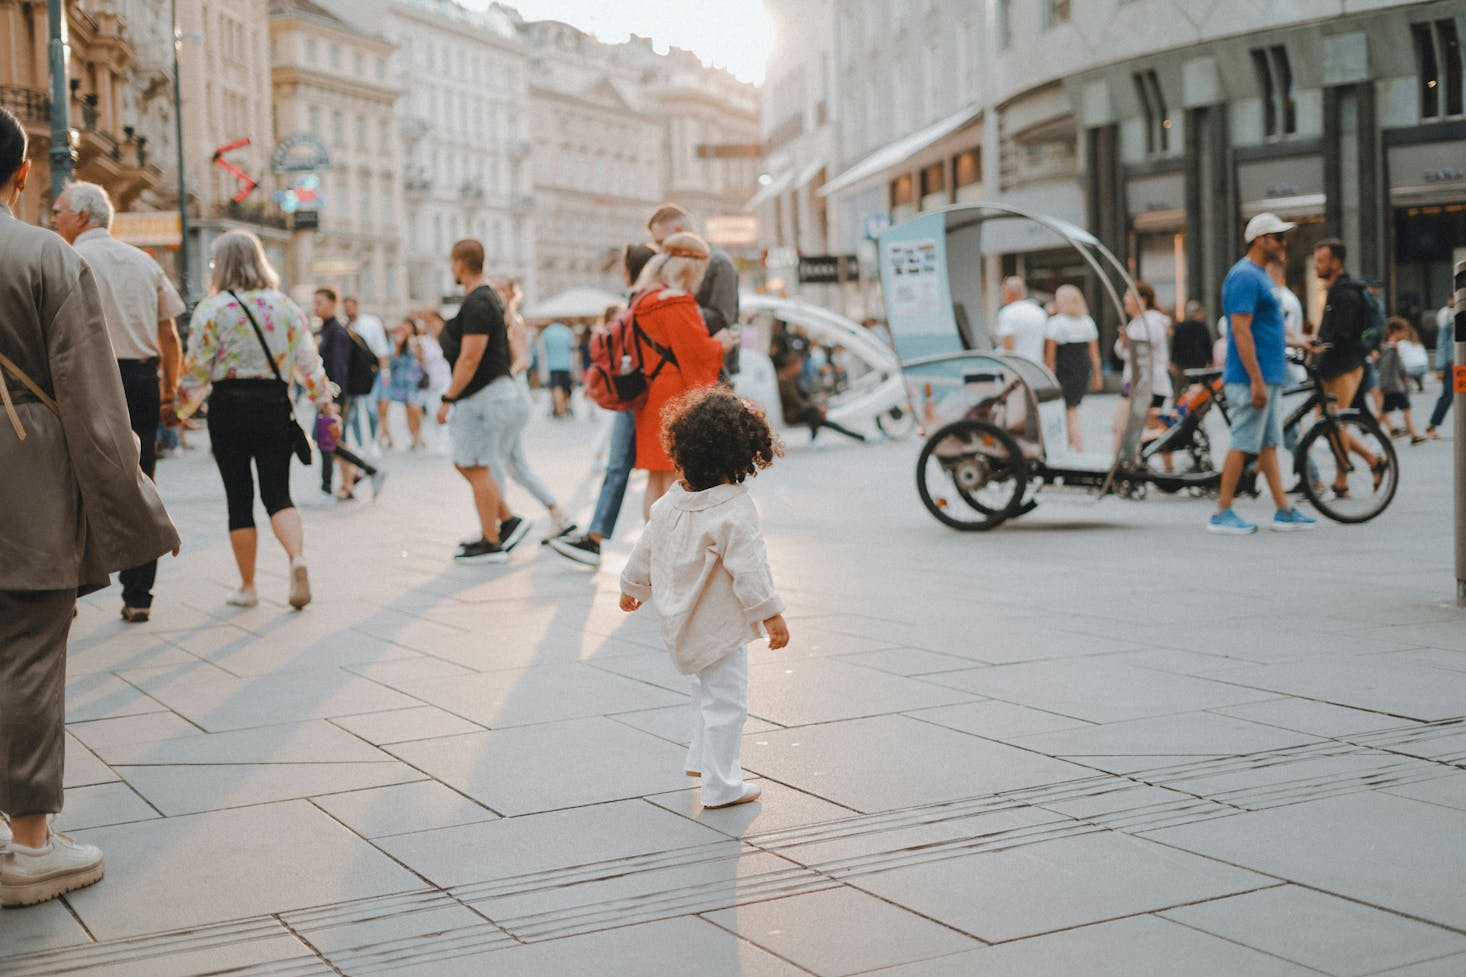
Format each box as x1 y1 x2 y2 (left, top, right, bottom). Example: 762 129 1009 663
732 293 915 439
879 202 1229 530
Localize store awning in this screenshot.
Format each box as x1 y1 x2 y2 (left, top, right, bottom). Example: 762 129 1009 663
744 169 795 211
819 104 982 199
522 286 626 321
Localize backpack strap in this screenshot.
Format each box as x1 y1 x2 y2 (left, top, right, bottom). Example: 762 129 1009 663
625 290 679 381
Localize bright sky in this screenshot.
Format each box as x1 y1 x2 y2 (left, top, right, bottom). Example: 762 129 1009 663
467 0 773 84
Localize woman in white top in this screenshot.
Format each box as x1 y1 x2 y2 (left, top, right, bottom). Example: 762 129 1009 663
176 231 337 610
1043 284 1102 451
1112 280 1174 456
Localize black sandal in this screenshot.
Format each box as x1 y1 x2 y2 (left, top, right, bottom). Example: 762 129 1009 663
1370 458 1388 490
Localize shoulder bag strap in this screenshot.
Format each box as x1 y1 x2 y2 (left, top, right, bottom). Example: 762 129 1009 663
229 290 290 388
0 349 60 441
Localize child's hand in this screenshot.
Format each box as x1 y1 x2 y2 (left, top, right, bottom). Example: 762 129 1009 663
328 417 343 440
619 593 642 613
764 614 789 650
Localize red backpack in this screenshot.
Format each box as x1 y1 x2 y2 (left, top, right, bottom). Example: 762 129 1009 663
582 291 678 411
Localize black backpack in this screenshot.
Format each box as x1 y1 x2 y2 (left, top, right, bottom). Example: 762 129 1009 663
344 329 379 396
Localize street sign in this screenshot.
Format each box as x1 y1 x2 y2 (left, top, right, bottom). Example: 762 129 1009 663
696 143 763 159
706 214 758 248
293 210 319 231
797 254 860 284
112 211 182 247
1455 363 1466 394
271 133 333 173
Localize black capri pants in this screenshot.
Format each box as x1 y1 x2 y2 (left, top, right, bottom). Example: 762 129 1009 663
208 380 297 530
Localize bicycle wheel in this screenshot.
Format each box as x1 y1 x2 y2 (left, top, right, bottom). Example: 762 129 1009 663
916 420 1029 531
1296 411 1398 523
876 404 917 441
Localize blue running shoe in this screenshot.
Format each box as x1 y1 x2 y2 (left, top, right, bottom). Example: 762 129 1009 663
1207 508 1258 535
1270 506 1318 532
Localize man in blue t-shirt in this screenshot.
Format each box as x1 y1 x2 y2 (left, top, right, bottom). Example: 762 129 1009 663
1209 213 1317 535
539 320 575 418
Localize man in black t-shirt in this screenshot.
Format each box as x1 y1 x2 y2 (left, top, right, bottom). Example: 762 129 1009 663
435 239 530 563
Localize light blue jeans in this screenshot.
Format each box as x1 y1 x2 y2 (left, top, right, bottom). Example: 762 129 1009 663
489 375 557 509
588 410 636 539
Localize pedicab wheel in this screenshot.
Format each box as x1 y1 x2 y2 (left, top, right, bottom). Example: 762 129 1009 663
876 404 918 441
1295 411 1398 524
916 419 1029 531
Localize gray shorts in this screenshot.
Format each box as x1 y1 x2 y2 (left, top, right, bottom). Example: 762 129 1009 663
449 377 517 469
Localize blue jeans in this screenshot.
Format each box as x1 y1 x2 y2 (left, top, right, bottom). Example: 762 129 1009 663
347 375 383 445
589 410 636 539
1431 368 1454 428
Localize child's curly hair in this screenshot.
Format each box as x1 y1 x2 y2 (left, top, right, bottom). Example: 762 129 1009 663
660 387 783 491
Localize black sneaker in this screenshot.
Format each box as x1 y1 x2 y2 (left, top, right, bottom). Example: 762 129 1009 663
454 538 509 564
549 533 602 567
499 516 532 552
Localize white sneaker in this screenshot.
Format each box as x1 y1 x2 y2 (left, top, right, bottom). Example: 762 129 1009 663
1 831 105 907
0 815 11 850
225 587 259 607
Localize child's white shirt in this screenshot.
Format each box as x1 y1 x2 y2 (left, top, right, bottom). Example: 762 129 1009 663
621 481 784 675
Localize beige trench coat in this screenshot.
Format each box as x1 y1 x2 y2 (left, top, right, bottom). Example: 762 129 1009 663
0 204 179 594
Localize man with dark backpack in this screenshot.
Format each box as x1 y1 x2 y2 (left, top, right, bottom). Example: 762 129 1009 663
1312 239 1386 492
313 287 385 500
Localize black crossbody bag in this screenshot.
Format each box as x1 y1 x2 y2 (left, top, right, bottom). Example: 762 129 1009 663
229 290 314 465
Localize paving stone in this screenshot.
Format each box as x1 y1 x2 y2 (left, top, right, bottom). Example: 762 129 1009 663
125 665 422 731
57 781 160 831
854 915 1320 977
64 733 118 789
1146 791 1466 931
374 798 727 888
0 895 93 956
775 805 1058 871
645 778 858 837
63 627 200 676
1011 712 1321 758
924 659 1272 723
746 658 976 726
313 780 499 838
1384 773 1466 812
1162 885 1466 976
837 647 982 676
329 705 486 744
1210 697 1418 738
380 915 810 977
64 673 169 723
1212 658 1466 722
850 830 1273 942
705 885 980 976
169 623 423 676
67 711 203 751
1370 954 1466 976
382 662 686 728
740 714 1093 813
908 699 1094 741
65 800 422 940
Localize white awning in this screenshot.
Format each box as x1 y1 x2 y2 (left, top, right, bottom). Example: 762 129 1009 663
744 169 795 211
819 104 982 199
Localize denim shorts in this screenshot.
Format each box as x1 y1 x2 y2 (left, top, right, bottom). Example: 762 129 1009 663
449 376 516 469
1225 383 1285 454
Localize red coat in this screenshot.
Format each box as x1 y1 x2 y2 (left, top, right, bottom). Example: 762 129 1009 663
632 289 726 471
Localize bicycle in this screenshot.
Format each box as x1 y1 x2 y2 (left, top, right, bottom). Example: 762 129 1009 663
1201 345 1398 523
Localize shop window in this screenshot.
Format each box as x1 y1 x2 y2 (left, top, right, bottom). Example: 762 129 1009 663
1413 19 1464 120
952 149 981 189
1134 69 1170 155
889 173 915 209
1252 45 1297 138
1043 0 1070 30
919 161 946 210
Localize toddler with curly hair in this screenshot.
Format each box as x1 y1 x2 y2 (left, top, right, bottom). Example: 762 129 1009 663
620 387 789 808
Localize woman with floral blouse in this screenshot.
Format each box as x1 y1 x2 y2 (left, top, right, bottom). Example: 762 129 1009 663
177 231 338 610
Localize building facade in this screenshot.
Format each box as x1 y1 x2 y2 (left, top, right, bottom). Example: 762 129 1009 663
0 1 163 226
269 0 404 313
799 0 1463 346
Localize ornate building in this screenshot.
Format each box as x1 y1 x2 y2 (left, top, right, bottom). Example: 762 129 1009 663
269 0 404 313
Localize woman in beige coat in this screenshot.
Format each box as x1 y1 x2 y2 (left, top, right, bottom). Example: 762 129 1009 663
0 108 179 908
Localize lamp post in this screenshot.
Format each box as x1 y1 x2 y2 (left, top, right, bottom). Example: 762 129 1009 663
46 0 75 201
1455 259 1465 606
171 0 193 304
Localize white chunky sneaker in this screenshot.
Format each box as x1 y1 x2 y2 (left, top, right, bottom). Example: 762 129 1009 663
1 830 105 907
0 815 11 850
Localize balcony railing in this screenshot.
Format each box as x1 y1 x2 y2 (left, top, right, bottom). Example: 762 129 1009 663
217 200 290 231
0 87 51 125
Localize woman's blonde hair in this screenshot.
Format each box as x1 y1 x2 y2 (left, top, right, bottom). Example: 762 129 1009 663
210 230 279 293
635 231 710 295
1054 284 1089 318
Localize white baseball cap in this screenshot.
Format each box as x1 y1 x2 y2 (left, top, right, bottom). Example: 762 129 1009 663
1244 212 1297 243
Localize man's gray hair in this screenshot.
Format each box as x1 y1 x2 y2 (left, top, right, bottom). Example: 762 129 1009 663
66 181 114 230
1001 276 1027 298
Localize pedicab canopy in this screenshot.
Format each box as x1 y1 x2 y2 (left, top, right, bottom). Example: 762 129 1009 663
877 202 1153 468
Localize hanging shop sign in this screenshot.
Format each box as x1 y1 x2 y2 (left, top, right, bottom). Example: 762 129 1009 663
271 133 333 174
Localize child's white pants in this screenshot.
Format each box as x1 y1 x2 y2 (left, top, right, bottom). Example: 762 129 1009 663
685 646 749 806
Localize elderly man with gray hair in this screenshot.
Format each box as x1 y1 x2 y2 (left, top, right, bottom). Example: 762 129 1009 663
52 181 186 622
994 275 1048 362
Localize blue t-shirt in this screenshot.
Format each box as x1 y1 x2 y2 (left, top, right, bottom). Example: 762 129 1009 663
540 322 575 372
1221 258 1288 385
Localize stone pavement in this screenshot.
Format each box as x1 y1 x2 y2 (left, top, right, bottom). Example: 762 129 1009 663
4 388 1466 977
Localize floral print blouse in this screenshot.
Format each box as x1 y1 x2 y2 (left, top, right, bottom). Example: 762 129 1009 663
177 289 336 418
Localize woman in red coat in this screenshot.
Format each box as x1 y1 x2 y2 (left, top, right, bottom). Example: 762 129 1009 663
631 232 729 515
